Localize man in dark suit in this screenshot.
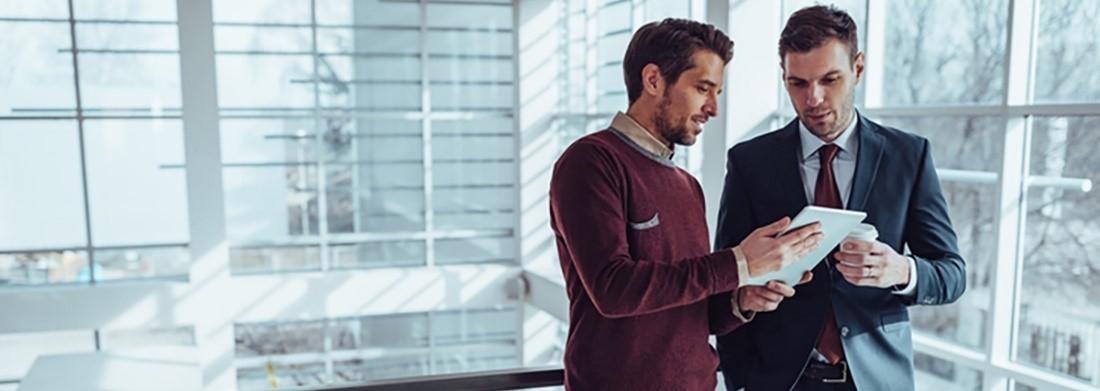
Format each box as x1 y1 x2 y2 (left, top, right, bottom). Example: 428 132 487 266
714 5 966 390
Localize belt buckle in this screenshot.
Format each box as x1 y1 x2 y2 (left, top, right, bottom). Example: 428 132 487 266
822 361 848 384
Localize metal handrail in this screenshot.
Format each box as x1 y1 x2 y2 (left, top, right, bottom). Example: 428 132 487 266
294 366 564 391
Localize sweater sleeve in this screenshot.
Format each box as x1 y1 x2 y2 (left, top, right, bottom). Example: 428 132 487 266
549 141 741 319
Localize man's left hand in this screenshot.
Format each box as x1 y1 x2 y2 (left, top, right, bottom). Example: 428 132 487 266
833 240 910 288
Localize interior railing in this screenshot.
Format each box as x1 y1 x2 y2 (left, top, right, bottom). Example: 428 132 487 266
292 366 564 391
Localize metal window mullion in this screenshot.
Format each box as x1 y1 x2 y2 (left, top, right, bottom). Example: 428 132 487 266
427 311 436 374
862 0 886 108
420 0 436 268
509 0 523 367
310 0 331 272
989 116 1031 391
556 0 566 115
65 0 97 287
986 0 1039 390
630 0 644 31
323 319 334 384
700 0 730 231
584 0 597 115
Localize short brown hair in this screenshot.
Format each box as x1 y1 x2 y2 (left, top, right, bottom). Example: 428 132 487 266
623 18 733 105
779 5 859 63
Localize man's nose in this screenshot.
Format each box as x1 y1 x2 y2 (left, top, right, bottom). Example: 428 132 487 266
806 84 825 107
704 93 719 117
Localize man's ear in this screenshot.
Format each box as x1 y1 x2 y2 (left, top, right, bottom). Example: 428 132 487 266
641 63 664 97
852 51 866 84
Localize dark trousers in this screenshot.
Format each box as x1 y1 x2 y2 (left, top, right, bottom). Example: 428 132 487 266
794 378 857 391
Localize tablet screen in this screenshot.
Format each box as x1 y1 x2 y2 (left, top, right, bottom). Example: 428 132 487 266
745 206 867 286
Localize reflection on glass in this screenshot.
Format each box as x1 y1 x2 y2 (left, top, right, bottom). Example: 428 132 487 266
217 55 315 109
0 1 69 18
0 329 96 380
234 308 516 388
0 22 77 116
359 313 429 348
329 241 425 269
73 0 177 21
85 120 188 246
882 0 1007 105
76 23 179 51
435 237 513 265
78 53 182 113
99 326 195 351
914 352 982 391
0 121 87 251
94 246 189 281
332 355 428 383
238 362 327 389
212 0 311 24
0 251 89 286
230 246 322 274
876 116 1003 350
1017 116 1100 383
236 320 327 357
1034 0 1100 103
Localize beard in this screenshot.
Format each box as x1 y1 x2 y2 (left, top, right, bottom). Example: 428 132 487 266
653 92 695 146
803 87 856 140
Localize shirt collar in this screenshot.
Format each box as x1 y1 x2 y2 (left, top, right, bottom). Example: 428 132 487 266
611 111 675 160
799 111 860 161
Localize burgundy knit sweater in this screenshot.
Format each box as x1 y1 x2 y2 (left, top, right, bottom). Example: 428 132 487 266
549 128 744 390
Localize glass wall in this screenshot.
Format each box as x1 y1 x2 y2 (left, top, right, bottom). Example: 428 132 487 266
1019 115 1100 383
0 0 189 286
212 0 516 274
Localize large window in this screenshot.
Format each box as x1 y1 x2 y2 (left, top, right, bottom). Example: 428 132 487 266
1019 116 1100 383
212 0 516 274
1033 0 1100 103
880 0 1007 106
0 0 189 286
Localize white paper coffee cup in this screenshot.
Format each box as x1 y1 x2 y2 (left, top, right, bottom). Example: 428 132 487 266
842 223 878 253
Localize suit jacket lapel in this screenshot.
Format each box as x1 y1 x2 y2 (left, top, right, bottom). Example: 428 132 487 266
774 119 810 211
848 114 884 211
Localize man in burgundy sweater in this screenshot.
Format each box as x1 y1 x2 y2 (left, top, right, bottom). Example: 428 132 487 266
549 19 823 390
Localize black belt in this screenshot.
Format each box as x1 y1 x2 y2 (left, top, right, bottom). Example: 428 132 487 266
801 360 850 384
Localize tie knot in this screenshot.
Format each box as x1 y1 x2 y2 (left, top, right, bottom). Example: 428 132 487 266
818 144 840 165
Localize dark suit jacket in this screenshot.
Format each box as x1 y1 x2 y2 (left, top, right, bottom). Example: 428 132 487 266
714 115 966 391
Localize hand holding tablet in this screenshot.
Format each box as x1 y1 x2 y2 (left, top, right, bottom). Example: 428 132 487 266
744 206 867 286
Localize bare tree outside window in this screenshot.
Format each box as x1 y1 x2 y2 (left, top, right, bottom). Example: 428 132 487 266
878 0 1099 384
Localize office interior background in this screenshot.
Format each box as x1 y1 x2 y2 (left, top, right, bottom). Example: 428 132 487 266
0 0 1097 390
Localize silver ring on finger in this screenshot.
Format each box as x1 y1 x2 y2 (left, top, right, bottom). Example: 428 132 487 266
863 267 873 278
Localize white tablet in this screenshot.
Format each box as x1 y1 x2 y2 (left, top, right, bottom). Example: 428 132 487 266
744 206 867 286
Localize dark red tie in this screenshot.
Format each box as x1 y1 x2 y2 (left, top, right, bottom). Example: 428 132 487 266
814 144 845 364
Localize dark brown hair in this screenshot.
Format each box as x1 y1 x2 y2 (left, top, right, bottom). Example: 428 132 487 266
623 18 733 105
779 5 859 63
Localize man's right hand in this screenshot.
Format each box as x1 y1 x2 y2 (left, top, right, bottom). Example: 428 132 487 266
739 216 822 277
739 271 812 312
